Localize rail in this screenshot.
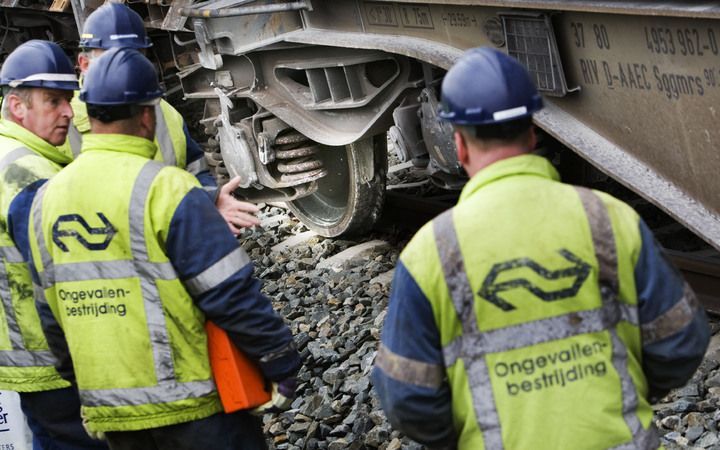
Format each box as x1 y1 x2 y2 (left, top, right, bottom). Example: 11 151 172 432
666 250 720 316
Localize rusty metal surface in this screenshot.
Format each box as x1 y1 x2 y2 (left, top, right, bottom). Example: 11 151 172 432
293 3 720 246
185 1 720 247
179 1 310 18
298 2 720 248
200 6 304 56
540 11 720 252
188 46 416 146
161 0 194 31
303 1 500 61
282 28 461 69
374 1 720 19
535 101 720 252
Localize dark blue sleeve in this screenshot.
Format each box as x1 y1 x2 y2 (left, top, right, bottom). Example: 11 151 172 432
36 295 75 382
18 187 75 381
27 261 75 382
184 124 216 189
635 220 710 398
166 187 300 380
8 179 47 262
372 261 456 448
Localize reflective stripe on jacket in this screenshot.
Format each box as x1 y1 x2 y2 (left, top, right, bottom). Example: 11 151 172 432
375 155 706 449
0 120 71 391
29 133 221 432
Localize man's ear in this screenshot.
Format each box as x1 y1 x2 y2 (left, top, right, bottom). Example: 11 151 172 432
7 95 28 122
454 130 469 167
528 126 537 150
78 53 90 74
139 105 156 138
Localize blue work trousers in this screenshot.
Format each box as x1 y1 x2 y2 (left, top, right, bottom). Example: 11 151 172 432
19 386 108 450
104 411 267 450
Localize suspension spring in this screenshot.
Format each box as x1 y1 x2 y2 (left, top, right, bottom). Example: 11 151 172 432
273 130 328 184
204 137 229 184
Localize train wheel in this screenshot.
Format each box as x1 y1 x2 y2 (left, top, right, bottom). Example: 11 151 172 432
287 134 387 237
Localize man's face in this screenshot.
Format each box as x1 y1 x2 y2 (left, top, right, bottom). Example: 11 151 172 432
16 88 74 146
79 48 148 75
78 48 105 75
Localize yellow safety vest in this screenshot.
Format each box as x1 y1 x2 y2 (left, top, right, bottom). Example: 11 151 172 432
29 133 221 432
399 155 658 449
0 120 72 392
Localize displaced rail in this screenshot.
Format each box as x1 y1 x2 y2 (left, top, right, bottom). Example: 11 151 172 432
375 191 452 232
667 251 720 316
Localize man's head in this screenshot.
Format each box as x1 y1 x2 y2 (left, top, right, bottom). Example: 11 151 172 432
78 3 152 75
438 48 543 176
80 47 163 140
0 40 79 145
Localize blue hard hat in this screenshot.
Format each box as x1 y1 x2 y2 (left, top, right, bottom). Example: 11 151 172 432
438 48 543 126
80 47 163 105
79 3 152 49
0 40 78 90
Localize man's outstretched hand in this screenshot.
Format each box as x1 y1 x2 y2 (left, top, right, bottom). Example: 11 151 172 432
216 176 261 235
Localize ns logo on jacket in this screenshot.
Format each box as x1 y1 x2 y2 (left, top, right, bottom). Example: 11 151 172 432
479 249 591 311
52 213 116 251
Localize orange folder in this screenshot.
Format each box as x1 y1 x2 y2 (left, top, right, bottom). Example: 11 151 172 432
205 321 271 412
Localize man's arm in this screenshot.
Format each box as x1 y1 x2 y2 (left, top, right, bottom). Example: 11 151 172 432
183 124 216 189
372 261 456 449
635 219 710 401
32 267 75 383
165 187 300 380
8 179 45 262
183 124 260 235
16 183 75 382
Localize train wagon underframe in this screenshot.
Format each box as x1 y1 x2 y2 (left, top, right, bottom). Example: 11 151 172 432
169 0 720 245
2 0 719 246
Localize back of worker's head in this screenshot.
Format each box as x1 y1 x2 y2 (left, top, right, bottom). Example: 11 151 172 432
439 47 543 148
78 3 151 74
80 3 152 50
0 40 78 144
80 47 163 139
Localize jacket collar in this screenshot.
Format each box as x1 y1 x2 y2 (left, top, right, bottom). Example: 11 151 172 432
81 133 157 159
70 90 90 133
0 119 73 166
458 154 560 204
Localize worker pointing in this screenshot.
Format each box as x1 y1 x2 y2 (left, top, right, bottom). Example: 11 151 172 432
29 47 300 449
64 2 260 234
373 47 710 449
0 40 107 449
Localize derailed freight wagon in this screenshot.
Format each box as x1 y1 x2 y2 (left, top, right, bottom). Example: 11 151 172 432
2 1 719 248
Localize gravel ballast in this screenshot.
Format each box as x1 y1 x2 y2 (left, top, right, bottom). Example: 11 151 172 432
242 206 720 450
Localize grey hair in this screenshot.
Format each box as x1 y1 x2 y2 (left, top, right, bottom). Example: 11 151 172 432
1 87 33 119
